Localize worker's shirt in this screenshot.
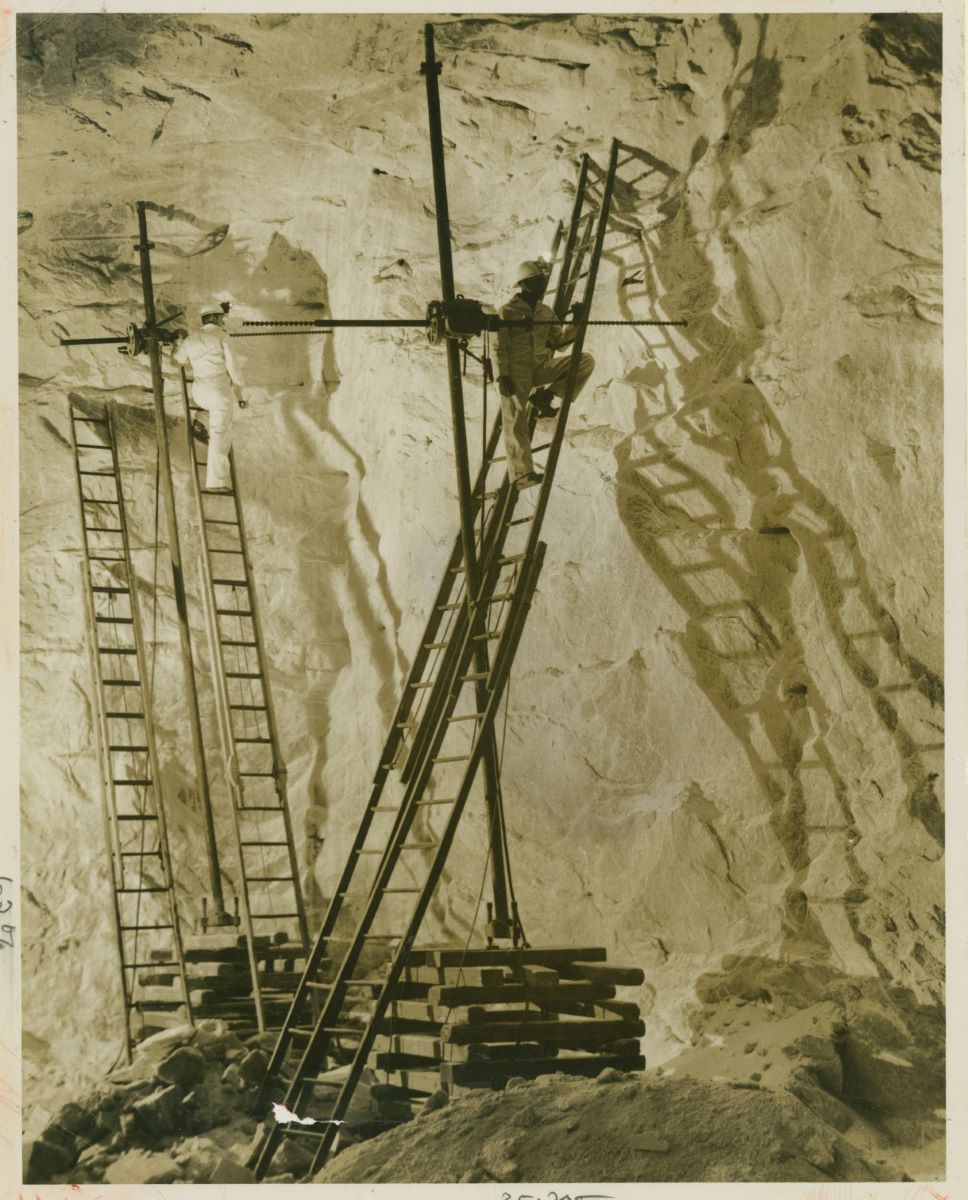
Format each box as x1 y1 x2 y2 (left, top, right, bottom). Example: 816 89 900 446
495 294 575 393
173 325 241 387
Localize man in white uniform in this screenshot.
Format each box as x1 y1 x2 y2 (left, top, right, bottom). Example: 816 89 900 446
172 303 245 493
495 261 594 490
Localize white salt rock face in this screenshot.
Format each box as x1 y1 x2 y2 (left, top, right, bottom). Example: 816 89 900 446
18 9 943 1133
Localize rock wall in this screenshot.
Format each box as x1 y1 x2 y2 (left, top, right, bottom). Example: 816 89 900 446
18 11 943 1130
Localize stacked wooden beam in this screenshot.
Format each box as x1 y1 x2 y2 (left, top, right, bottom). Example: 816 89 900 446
134 931 305 1035
369 945 645 1102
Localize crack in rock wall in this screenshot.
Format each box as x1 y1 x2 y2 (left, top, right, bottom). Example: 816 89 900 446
18 11 943 1128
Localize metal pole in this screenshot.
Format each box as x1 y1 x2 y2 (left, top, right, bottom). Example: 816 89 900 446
421 23 479 594
135 200 230 926
421 23 511 935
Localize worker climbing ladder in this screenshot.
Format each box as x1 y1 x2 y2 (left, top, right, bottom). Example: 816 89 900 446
246 139 620 1180
69 397 193 1057
179 373 310 1030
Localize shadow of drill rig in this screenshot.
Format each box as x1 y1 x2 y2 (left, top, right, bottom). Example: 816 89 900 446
598 81 942 977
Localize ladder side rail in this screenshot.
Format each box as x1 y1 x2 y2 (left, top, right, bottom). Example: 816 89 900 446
76 525 133 1060
552 154 592 320
107 402 195 1029
520 140 620 573
398 447 518 787
226 446 309 955
180 371 266 1030
372 409 505 793
302 542 548 1177
253 541 547 1178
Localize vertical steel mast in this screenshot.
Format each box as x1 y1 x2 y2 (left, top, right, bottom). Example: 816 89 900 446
135 200 231 927
421 23 512 936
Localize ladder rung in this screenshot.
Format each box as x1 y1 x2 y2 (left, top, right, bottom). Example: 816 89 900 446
382 887 421 894
471 631 501 641
120 923 172 931
239 772 275 778
127 960 177 968
238 805 284 812
423 641 449 650
227 671 261 679
319 1026 362 1036
437 602 463 612
246 875 294 883
88 555 126 562
103 679 140 687
93 586 129 594
236 737 272 743
118 886 167 893
109 744 149 752
201 488 236 496
460 672 489 681
99 647 137 655
96 615 133 624
373 806 401 813
499 553 526 565
113 780 152 787
411 681 436 690
106 711 144 719
212 578 248 586
121 850 161 857
449 712 485 722
486 591 514 603
402 841 439 850
86 526 123 534
415 797 456 807
76 443 113 451
434 754 470 763
249 911 301 919
221 639 258 648
204 519 240 527
230 703 267 711
216 608 253 617
305 981 333 992
508 515 532 526
78 469 116 477
357 848 385 855
241 840 288 847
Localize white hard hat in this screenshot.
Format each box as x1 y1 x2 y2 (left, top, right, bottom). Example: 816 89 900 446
199 302 226 324
516 259 550 285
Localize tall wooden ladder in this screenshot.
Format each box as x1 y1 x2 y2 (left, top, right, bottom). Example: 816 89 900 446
69 397 193 1057
178 374 310 1031
246 140 620 1181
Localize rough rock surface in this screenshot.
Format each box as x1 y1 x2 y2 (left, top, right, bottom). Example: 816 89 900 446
18 10 943 1182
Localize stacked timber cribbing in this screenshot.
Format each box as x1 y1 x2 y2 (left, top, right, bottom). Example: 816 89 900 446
138 932 306 1034
370 945 645 1099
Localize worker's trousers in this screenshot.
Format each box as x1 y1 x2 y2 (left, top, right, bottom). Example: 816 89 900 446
500 352 595 483
193 376 236 490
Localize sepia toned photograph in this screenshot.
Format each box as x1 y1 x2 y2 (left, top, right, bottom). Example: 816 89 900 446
12 5 955 1190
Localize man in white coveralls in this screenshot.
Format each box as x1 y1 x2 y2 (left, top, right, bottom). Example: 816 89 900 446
172 302 246 493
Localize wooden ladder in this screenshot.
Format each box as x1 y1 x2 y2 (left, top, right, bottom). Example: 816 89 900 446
180 375 310 1031
69 397 193 1057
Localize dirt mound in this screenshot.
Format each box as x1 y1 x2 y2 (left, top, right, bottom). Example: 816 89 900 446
317 1069 894 1184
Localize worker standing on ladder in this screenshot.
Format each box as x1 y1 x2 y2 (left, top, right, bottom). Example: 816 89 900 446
172 302 246 494
495 260 595 490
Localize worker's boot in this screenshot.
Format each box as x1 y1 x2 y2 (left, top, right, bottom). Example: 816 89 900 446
192 418 209 443
529 388 559 418
514 470 544 491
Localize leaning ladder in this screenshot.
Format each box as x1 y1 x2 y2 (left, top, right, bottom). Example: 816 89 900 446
247 140 619 1180
69 397 193 1057
179 373 310 1031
